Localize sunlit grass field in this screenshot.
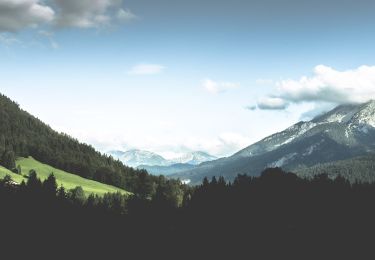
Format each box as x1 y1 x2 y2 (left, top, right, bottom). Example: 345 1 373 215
1 157 129 196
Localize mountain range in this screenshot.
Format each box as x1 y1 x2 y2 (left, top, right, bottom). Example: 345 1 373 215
107 149 217 169
170 101 375 184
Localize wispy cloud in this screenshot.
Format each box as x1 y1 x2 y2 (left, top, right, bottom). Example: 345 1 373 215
0 33 21 46
116 9 138 22
257 97 289 110
128 64 166 75
38 30 59 49
202 78 240 94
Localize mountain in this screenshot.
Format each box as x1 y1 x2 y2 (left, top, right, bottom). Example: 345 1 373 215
170 151 217 165
170 101 375 184
108 149 170 168
107 149 217 170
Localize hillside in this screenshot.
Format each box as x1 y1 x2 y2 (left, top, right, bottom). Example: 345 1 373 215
0 165 24 183
171 101 375 184
0 94 158 192
1 157 128 195
18 157 128 195
295 154 375 183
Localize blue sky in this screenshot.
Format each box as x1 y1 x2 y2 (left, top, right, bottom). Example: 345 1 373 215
1 0 375 158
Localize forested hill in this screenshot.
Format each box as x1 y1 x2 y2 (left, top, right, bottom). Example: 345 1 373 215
0 94 153 192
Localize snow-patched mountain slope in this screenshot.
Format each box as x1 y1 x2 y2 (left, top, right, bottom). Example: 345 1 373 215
108 149 170 168
107 150 217 168
170 100 375 184
171 151 217 165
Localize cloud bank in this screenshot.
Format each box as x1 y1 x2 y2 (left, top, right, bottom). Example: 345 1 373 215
53 0 136 28
0 0 137 31
256 65 375 110
0 0 54 31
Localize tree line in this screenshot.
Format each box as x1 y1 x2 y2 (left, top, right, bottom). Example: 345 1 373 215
1 167 375 258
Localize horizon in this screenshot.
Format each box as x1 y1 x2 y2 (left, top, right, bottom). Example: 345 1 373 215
2 0 375 158
6 93 370 161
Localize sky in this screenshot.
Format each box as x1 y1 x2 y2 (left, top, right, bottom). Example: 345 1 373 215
1 0 375 158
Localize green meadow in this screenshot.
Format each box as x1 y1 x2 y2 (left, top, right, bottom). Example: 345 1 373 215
1 157 129 196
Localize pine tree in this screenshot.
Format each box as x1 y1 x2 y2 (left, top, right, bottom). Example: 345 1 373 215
27 170 42 191
43 173 58 197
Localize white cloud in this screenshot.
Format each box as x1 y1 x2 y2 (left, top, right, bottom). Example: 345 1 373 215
128 64 165 75
257 97 289 110
0 33 21 45
0 0 55 31
202 78 240 94
277 65 375 104
255 65 375 110
38 30 58 49
217 133 252 155
60 126 251 158
116 8 137 21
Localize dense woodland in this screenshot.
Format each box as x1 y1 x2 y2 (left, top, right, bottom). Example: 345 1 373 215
296 154 375 183
0 94 184 197
1 168 375 258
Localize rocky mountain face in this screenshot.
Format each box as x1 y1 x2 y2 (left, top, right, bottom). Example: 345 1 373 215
170 101 375 184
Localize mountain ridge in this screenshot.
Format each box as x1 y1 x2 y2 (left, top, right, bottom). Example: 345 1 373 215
170 101 375 184
107 149 217 169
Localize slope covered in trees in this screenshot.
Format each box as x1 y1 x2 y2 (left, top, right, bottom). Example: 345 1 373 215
0 93 167 195
296 154 375 183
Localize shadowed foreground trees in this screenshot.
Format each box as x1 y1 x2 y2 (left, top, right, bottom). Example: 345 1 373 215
1 168 375 258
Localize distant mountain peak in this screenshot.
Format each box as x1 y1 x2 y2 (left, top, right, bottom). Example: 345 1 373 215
107 149 169 168
171 151 217 165
107 149 217 168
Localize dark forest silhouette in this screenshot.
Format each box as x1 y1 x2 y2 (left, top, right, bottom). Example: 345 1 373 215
1 167 375 258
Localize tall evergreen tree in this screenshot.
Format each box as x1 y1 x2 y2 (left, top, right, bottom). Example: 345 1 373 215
43 174 58 197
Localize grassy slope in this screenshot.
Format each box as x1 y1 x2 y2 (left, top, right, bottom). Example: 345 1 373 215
0 157 129 196
0 165 25 183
